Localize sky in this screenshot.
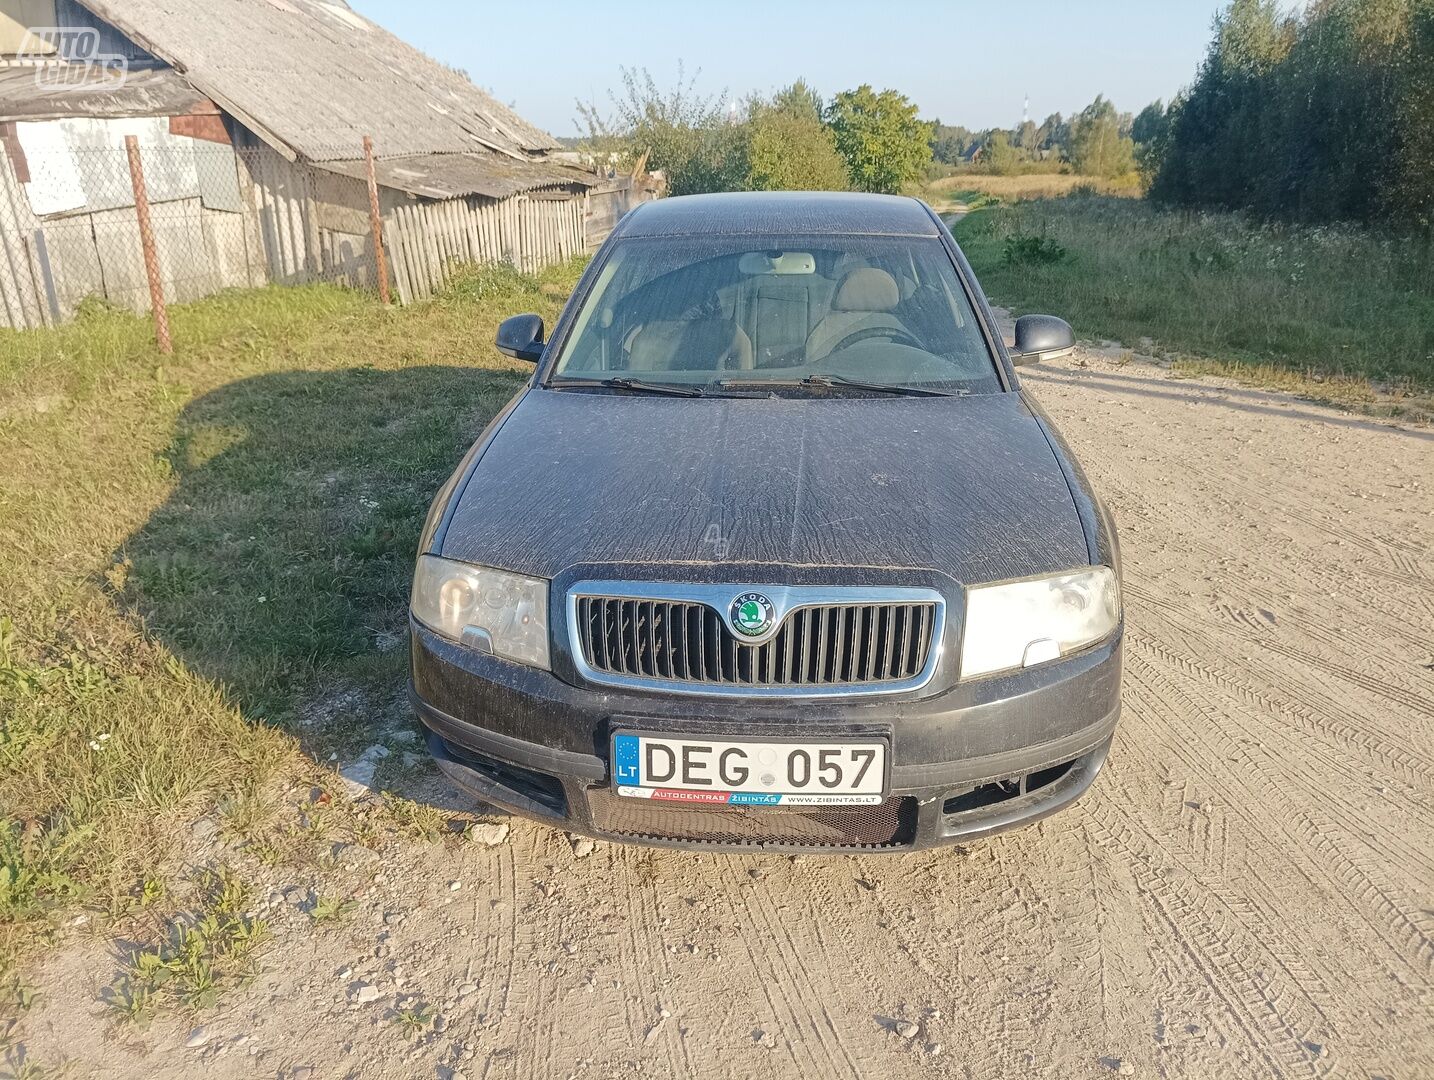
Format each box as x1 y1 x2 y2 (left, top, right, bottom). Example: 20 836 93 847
347 0 1228 138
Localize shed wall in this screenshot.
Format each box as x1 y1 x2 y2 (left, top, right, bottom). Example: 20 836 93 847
0 123 643 329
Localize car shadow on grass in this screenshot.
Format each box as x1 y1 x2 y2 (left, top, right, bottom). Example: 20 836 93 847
113 364 529 809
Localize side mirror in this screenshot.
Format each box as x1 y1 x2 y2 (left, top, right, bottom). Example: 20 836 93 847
1010 314 1075 366
495 313 545 362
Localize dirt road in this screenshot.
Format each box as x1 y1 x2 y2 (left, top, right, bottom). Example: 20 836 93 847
21 340 1434 1079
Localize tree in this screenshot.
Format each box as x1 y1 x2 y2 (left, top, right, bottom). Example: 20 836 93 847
1393 1 1434 225
1067 95 1137 178
574 64 747 196
1131 100 1171 183
1150 0 1430 228
1131 100 1166 146
929 121 973 164
747 81 849 191
1035 112 1068 158
984 131 1022 174
823 85 933 193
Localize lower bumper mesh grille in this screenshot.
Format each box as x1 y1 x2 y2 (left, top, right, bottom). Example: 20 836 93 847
587 789 917 849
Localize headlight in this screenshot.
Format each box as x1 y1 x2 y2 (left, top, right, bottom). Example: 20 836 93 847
411 556 550 669
960 567 1119 679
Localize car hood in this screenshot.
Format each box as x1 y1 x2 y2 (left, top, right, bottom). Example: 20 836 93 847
439 388 1090 585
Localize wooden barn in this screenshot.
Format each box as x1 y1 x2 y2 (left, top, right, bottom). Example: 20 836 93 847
0 0 653 328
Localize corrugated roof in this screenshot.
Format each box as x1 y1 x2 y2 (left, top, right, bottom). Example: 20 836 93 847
75 0 559 161
314 152 594 201
0 66 213 122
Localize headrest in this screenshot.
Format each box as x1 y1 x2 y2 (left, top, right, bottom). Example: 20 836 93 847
628 318 752 371
832 267 900 313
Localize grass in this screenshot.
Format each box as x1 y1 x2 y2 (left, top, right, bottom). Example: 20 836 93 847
391 1002 437 1037
380 792 446 843
0 1048 59 1080
0 258 586 972
308 893 357 924
104 866 269 1024
924 172 1139 213
952 195 1434 392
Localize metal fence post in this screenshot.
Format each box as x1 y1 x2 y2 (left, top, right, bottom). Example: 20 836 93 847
124 134 172 354
363 136 391 305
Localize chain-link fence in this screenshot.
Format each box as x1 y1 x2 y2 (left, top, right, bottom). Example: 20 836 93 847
0 130 623 343
0 135 387 337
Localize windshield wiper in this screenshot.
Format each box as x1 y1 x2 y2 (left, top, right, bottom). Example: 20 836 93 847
808 374 968 397
718 374 968 397
552 377 705 397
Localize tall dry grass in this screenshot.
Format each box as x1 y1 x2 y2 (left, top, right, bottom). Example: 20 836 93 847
952 195 1434 389
926 172 1140 208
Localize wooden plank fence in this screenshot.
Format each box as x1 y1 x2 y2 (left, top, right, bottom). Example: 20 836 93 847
384 192 587 304
0 132 604 327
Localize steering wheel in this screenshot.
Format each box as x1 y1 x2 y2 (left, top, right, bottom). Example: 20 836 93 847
828 324 923 354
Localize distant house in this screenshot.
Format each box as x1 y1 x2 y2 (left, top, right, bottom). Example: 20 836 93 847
0 0 651 327
961 143 985 165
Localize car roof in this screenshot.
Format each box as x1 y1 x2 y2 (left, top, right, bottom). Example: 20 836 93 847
615 191 943 239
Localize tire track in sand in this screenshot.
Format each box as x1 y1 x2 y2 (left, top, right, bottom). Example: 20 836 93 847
713 859 869 1080
1122 652 1434 995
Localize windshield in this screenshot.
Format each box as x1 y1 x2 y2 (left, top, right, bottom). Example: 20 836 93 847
549 234 1002 394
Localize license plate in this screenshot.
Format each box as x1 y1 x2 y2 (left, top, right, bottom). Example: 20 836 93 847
611 732 887 806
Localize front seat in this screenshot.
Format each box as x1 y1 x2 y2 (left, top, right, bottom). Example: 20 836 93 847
626 318 754 373
804 267 909 362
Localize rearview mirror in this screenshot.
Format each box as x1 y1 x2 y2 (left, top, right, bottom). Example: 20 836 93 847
1010 314 1075 366
496 313 545 362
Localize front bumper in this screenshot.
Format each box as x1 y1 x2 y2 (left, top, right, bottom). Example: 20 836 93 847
410 620 1121 853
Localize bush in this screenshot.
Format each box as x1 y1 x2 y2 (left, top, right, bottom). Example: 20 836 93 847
1002 233 1068 265
577 71 852 196
575 65 747 197
746 82 849 192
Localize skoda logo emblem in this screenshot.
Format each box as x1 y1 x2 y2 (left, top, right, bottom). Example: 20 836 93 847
730 592 775 637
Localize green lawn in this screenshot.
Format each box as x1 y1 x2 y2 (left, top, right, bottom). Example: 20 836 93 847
0 261 583 970
952 195 1434 388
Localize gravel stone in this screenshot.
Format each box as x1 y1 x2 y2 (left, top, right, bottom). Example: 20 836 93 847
895 1020 919 1039
350 982 382 1004
468 822 511 846
339 759 377 797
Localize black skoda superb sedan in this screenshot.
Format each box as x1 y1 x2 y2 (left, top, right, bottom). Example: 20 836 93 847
409 191 1122 852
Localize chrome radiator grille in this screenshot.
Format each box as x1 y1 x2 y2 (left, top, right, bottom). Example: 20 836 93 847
572 593 939 692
